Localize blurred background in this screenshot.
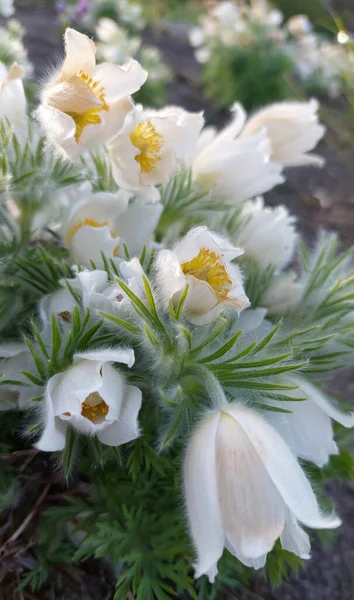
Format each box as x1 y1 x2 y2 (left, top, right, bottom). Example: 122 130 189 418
1 0 353 598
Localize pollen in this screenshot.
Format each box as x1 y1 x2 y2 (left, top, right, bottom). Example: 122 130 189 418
130 121 163 173
67 70 109 143
81 391 109 424
181 248 232 301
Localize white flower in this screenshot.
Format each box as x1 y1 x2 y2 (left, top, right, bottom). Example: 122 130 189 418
0 342 30 410
267 376 354 467
108 104 204 197
184 404 341 581
234 197 298 271
40 269 121 326
242 99 326 167
192 103 284 204
37 28 147 159
35 348 142 451
287 15 312 38
40 262 145 327
0 62 26 128
64 188 162 268
0 0 14 18
156 226 249 325
189 26 206 48
261 272 303 315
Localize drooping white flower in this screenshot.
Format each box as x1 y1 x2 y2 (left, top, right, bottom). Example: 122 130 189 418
37 28 147 159
267 376 354 467
184 404 341 581
156 226 249 325
234 197 298 271
242 99 326 167
35 348 142 451
0 62 26 128
261 271 303 315
192 103 284 204
108 104 204 197
0 342 30 410
64 188 162 268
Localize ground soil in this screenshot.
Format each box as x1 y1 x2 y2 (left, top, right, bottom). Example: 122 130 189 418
9 1 354 598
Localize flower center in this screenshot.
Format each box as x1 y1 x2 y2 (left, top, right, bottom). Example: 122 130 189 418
81 391 109 424
181 248 232 301
67 71 109 143
130 121 163 173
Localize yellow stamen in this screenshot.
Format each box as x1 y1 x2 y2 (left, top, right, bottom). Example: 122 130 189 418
67 70 109 143
181 248 232 301
81 391 109 424
130 121 163 173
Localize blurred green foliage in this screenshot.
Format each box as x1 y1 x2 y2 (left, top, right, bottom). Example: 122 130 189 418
200 36 294 111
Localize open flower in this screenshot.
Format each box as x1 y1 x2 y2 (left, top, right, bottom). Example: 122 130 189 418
184 404 341 581
267 376 354 467
37 28 147 158
242 99 326 167
108 104 204 198
156 227 249 325
64 188 162 268
0 62 26 128
234 197 298 271
35 348 142 451
192 103 284 204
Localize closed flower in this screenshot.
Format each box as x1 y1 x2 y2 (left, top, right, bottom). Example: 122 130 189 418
184 404 341 581
192 103 284 204
0 62 26 128
234 197 298 271
242 99 326 167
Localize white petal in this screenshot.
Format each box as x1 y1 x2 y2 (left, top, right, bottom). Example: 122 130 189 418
38 105 79 159
35 373 68 452
61 28 96 78
292 376 354 428
0 342 27 358
216 411 285 560
113 202 163 254
93 60 147 103
280 512 311 559
74 348 135 368
184 412 224 582
98 384 142 446
226 404 341 529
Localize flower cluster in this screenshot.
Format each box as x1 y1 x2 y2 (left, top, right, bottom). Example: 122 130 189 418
1 25 354 599
190 0 352 106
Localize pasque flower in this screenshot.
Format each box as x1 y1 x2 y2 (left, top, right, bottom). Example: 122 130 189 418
0 62 26 128
156 226 249 325
267 376 354 467
242 99 326 167
37 28 147 158
184 404 341 581
108 104 204 199
36 348 142 451
192 103 284 204
234 197 298 271
64 187 162 268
